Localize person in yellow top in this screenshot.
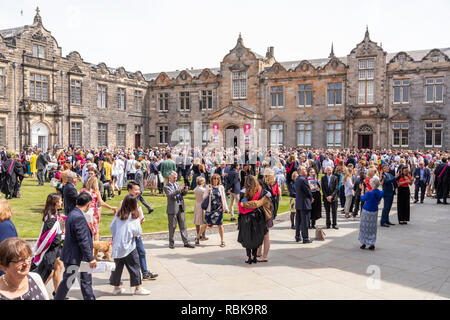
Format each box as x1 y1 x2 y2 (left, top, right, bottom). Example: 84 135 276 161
30 152 38 178
103 157 113 199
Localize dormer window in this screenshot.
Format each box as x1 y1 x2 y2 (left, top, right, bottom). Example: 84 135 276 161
32 44 45 59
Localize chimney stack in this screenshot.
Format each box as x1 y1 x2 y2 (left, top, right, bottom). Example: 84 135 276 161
266 46 274 59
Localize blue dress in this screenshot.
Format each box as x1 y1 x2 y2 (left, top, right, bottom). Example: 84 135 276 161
205 187 223 226
358 189 383 246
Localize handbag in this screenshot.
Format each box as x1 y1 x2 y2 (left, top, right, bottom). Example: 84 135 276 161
50 178 59 187
315 227 326 241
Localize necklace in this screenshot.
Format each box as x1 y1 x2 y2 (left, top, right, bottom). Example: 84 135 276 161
1 275 23 290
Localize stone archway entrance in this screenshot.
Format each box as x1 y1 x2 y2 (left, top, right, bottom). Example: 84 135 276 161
357 125 374 149
31 122 49 150
225 125 240 148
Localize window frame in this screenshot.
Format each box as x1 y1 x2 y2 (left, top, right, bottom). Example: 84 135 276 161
29 73 49 102
232 71 247 99
269 123 284 147
97 123 108 147
0 118 6 146
326 122 343 147
70 79 82 105
358 58 375 105
117 124 126 147
297 84 313 108
425 77 444 104
158 125 169 145
200 90 213 111
327 82 343 107
392 122 409 147
0 68 5 97
70 122 82 147
270 86 284 108
158 92 169 112
424 121 443 148
97 84 107 108
296 122 312 146
134 90 143 112
32 44 45 59
117 87 126 111
179 91 190 112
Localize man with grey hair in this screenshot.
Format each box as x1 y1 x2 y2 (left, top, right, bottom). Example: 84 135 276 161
63 172 79 216
164 171 195 249
413 161 430 204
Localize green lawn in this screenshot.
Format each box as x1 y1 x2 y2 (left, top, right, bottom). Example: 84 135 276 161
9 177 291 238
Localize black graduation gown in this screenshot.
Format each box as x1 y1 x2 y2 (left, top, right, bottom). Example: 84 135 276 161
237 191 268 250
1 160 17 196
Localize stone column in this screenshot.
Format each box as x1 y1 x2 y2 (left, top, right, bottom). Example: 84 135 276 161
376 118 381 148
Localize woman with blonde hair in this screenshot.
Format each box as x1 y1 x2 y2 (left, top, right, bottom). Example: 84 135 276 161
0 199 18 276
343 167 355 219
193 176 208 242
195 174 229 247
81 176 117 241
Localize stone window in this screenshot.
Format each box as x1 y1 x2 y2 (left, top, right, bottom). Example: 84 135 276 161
393 79 410 104
298 84 312 107
270 86 284 108
29 74 49 101
270 123 283 147
71 122 82 147
232 71 247 99
200 90 213 110
425 78 444 103
0 68 5 97
297 123 312 146
117 124 126 146
98 123 108 147
358 58 374 105
202 123 210 144
327 83 342 106
134 90 143 112
180 92 190 112
158 125 169 144
0 118 5 146
32 44 45 59
327 122 342 147
178 124 191 145
117 88 126 110
425 122 443 147
97 84 107 108
135 125 142 134
158 93 169 112
70 79 82 105
392 123 409 147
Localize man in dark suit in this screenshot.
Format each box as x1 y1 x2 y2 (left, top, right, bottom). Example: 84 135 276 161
36 149 49 186
294 166 313 244
226 163 240 221
44 148 52 182
413 161 430 204
164 171 195 249
55 192 97 300
321 166 339 229
63 172 79 216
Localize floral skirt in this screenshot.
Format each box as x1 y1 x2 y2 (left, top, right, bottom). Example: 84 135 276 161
358 208 378 246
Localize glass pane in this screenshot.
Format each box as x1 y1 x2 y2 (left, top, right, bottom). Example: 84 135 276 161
328 84 334 90
425 123 433 128
299 92 304 106
335 123 342 130
401 123 409 129
426 86 434 102
328 89 334 105
434 123 443 128
367 81 374 104
327 131 333 145
394 87 401 103
393 123 401 129
402 86 409 103
426 79 434 85
272 94 276 106
359 60 367 69
359 70 366 80
306 91 312 106
425 130 433 146
298 85 304 91
336 83 342 89
393 130 400 145
298 132 304 146
336 89 342 105
240 80 246 97
403 80 410 85
327 124 334 130
298 124 304 130
401 130 408 146
436 84 443 101
367 59 374 69
367 70 374 79
436 78 444 84
305 131 311 145
394 80 401 86
306 124 311 130
279 93 283 106
435 130 442 146
335 131 341 144
358 81 365 104
306 85 312 90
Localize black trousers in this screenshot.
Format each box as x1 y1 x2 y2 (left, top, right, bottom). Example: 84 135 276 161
324 200 338 227
37 169 44 185
138 192 152 211
55 263 95 300
109 248 142 287
414 181 426 202
295 209 311 241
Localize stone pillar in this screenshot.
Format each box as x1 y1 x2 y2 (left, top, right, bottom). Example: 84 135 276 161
349 120 353 148
376 118 381 148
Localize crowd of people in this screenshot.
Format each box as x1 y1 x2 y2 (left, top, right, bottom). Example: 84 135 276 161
0 144 449 300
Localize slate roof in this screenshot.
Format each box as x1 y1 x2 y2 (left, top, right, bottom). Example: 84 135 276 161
0 26 26 38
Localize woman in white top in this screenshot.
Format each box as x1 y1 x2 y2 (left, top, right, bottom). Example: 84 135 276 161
109 195 149 296
115 156 125 193
126 155 137 181
344 167 355 219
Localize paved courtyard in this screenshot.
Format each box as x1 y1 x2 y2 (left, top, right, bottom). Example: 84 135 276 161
53 197 450 300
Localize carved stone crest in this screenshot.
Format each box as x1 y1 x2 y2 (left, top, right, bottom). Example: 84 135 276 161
32 30 47 42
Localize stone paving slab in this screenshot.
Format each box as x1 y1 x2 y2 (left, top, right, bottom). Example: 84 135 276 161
47 196 450 300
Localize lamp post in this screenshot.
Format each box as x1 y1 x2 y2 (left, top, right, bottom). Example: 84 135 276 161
12 62 18 151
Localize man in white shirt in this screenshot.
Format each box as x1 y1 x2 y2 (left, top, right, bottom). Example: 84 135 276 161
322 155 334 174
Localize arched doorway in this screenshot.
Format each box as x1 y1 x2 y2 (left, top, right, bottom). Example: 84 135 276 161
31 122 49 150
357 125 374 149
225 125 240 148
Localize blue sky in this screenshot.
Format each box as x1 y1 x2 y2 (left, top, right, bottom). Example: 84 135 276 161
1 0 449 74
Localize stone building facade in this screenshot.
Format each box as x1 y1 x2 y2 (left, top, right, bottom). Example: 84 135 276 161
0 9 449 151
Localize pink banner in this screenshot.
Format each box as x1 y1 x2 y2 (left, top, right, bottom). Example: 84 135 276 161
212 123 219 135
244 123 251 135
